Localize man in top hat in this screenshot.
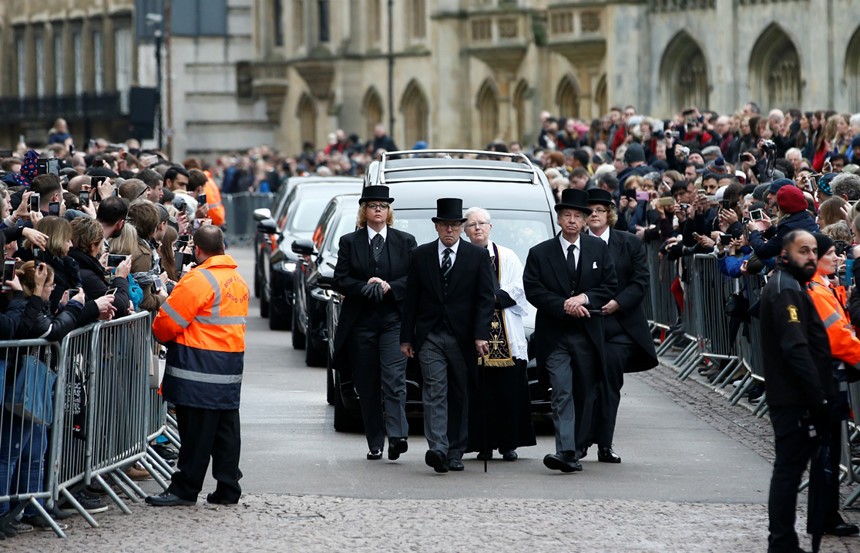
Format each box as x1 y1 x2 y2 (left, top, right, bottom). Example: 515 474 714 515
333 185 417 461
523 188 617 473
582 188 657 464
400 198 495 473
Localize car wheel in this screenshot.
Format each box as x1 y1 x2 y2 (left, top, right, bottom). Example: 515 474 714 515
260 286 270 318
253 261 261 298
326 351 335 405
291 304 306 349
269 298 290 331
304 314 326 367
333 377 362 433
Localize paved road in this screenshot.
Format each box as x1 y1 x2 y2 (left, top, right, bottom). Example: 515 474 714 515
15 246 858 552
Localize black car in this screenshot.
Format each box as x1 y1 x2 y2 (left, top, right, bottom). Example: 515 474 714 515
255 178 361 331
326 150 558 432
291 193 360 368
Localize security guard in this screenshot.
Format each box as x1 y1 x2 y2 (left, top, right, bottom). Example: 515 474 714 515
760 229 837 552
146 225 249 507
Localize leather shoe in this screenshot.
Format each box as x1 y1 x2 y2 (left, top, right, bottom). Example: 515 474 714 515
425 449 448 473
543 451 582 473
206 492 239 505
500 449 518 462
476 450 493 461
448 458 464 471
367 449 383 460
598 446 622 464
388 437 408 461
824 522 860 536
145 491 195 507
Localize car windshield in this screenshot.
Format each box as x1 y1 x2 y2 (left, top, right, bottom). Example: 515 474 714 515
392 209 554 263
288 196 334 233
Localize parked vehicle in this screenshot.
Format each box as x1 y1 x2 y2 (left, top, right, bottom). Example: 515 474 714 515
255 177 361 331
325 150 558 431
292 193 360 368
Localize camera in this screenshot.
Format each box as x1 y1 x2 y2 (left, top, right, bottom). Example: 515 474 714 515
749 209 764 221
67 288 81 299
107 254 128 268
48 202 60 216
79 191 90 205
36 157 59 176
175 252 187 278
2 260 15 291
679 146 690 158
29 193 40 212
198 193 207 206
32 247 46 263
720 199 732 210
720 234 732 246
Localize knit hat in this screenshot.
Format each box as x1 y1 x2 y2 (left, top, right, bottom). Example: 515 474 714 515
752 183 770 201
768 178 794 195
19 150 39 185
705 156 728 175
813 233 834 260
776 184 808 214
623 143 646 164
818 172 837 196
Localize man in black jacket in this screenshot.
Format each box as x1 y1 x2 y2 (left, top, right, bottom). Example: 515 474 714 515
524 188 617 473
400 198 495 473
583 189 657 464
760 230 842 552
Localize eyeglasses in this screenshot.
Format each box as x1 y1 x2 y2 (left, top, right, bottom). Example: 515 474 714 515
590 208 608 214
365 203 389 210
464 221 490 229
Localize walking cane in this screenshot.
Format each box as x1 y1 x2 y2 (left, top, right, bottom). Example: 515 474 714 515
480 354 488 473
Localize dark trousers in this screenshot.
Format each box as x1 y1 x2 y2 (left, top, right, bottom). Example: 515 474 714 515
544 331 599 453
592 339 634 448
349 307 409 451
767 406 843 553
418 330 469 460
168 405 242 502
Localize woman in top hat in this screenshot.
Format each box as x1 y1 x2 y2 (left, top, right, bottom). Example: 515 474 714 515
333 186 417 460
582 188 657 464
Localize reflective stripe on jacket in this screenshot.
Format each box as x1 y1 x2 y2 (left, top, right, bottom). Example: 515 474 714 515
203 172 226 227
807 273 860 369
153 254 248 409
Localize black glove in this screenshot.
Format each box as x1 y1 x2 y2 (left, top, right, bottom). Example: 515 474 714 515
361 282 384 303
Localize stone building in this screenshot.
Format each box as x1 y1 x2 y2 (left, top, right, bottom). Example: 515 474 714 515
251 0 860 153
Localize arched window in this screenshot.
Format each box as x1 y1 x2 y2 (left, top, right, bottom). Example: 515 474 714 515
659 32 709 114
555 75 579 119
408 0 426 40
845 27 860 111
400 80 429 149
476 80 499 147
594 74 608 117
296 93 317 146
749 24 802 110
513 79 529 144
362 87 384 140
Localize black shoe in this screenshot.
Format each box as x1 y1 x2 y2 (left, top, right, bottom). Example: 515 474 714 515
425 449 448 473
598 446 622 464
388 438 408 461
543 451 582 473
367 449 383 460
824 522 860 536
476 450 493 461
145 491 196 507
448 458 464 471
500 449 518 462
206 492 239 505
151 443 178 460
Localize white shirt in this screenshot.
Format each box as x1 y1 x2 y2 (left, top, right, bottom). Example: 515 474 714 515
587 226 611 246
438 239 460 268
558 234 581 268
367 225 388 244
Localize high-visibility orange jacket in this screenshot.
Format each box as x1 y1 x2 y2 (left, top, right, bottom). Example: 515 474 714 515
153 254 249 409
203 170 226 227
807 272 860 369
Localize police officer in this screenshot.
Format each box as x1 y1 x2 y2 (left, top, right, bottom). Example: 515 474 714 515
760 229 839 552
147 225 249 507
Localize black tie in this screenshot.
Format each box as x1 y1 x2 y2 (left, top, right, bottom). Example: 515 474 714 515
567 244 577 275
441 248 453 277
371 234 384 262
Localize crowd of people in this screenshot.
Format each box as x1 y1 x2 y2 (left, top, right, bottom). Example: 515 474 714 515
0 126 245 539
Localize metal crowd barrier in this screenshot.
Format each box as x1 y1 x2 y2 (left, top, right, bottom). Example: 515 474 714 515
222 192 274 246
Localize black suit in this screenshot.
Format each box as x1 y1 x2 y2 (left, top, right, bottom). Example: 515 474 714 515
587 228 658 449
401 239 495 461
524 233 617 453
333 226 416 451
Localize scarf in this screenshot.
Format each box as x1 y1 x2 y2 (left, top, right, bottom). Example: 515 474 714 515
483 242 515 368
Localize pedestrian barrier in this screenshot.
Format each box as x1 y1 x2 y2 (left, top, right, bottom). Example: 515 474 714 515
222 192 274 246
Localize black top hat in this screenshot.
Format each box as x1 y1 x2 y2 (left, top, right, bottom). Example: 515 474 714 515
359 185 394 204
432 198 467 223
554 189 592 215
586 188 614 206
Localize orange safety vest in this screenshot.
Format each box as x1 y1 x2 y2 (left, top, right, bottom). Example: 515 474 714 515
203 170 226 227
807 272 860 369
153 254 249 409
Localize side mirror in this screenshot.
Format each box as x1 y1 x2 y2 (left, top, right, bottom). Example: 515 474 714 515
317 274 334 289
291 238 316 256
256 218 278 235
253 208 272 222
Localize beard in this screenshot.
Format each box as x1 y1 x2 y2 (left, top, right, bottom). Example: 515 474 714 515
782 256 816 284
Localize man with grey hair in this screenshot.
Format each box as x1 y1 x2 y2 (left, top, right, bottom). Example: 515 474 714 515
785 148 803 176
832 173 860 202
